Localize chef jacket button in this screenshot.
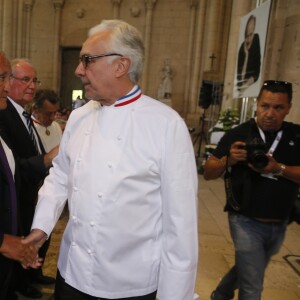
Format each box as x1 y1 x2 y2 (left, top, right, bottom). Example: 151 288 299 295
98 192 103 198
89 221 95 227
72 242 76 246
87 249 92 254
108 163 112 168
74 187 78 192
117 136 122 141
72 216 76 221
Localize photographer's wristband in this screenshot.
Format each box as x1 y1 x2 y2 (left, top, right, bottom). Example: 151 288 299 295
273 164 286 177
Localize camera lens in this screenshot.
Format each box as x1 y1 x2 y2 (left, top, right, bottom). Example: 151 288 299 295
250 152 269 169
246 137 268 169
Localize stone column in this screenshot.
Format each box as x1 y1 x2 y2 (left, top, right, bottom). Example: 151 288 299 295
189 0 206 114
111 0 122 19
183 0 199 117
1 0 17 56
52 0 65 91
278 14 300 122
23 0 35 58
16 1 24 57
141 0 157 93
0 0 3 48
202 0 229 75
1 0 9 53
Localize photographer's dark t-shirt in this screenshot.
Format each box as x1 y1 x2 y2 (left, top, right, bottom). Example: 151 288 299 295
213 118 300 220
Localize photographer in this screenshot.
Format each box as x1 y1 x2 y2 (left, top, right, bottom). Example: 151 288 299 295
204 80 300 300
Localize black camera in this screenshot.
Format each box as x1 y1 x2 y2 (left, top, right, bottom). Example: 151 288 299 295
245 138 269 169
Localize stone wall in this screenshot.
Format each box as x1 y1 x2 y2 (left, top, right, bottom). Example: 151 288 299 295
1 0 300 125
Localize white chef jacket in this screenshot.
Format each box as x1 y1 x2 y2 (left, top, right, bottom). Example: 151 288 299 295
32 93 198 299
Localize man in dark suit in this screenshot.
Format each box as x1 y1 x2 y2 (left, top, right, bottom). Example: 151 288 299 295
0 58 58 298
0 52 41 300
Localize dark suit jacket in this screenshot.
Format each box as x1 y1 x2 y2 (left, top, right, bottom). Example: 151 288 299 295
0 137 20 298
0 100 47 234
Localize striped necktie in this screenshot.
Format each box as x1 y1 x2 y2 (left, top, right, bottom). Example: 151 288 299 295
22 111 39 153
0 141 17 234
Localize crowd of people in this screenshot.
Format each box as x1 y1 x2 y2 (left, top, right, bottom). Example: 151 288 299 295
0 18 299 300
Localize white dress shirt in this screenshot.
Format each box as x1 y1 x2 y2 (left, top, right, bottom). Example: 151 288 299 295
32 94 198 299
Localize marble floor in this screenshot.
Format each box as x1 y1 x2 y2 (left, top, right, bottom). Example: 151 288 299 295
18 176 300 300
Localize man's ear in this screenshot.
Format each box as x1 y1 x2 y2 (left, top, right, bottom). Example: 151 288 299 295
115 57 131 78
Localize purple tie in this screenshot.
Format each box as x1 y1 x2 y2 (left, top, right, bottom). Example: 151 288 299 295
0 141 17 234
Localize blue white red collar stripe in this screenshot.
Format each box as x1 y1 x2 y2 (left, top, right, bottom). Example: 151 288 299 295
114 86 142 107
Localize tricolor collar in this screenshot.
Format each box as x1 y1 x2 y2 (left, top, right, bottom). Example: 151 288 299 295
114 85 142 107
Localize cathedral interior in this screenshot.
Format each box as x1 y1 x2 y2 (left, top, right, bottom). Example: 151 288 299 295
1 0 300 299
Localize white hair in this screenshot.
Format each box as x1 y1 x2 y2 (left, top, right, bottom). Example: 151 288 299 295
87 20 144 83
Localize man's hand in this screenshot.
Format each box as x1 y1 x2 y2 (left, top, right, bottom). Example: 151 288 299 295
22 229 48 250
248 154 279 174
0 234 42 268
204 141 247 180
228 141 247 166
44 145 59 168
21 229 48 268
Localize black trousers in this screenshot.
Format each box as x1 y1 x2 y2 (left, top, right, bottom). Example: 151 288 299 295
54 270 157 300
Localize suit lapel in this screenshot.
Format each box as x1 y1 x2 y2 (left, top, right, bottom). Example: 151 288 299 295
5 100 40 156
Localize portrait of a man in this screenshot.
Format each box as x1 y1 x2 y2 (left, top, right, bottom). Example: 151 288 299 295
236 15 261 96
233 0 271 99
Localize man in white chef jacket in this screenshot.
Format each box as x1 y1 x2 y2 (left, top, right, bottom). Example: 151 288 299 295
25 20 198 300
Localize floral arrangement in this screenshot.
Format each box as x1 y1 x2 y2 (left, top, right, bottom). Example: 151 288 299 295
211 108 240 132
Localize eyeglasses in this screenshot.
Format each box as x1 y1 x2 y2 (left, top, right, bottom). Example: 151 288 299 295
0 73 12 84
79 53 123 69
11 75 41 86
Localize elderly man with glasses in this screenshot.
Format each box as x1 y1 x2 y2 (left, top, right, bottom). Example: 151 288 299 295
204 80 300 300
25 20 198 300
0 58 58 299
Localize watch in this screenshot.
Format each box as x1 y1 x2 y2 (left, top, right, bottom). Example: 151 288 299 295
273 164 286 177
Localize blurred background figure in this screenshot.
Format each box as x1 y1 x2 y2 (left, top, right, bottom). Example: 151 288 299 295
72 95 87 110
54 118 67 133
54 107 70 121
31 89 62 153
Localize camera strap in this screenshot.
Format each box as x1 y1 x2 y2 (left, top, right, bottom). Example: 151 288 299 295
257 127 283 156
224 156 242 211
257 126 283 180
